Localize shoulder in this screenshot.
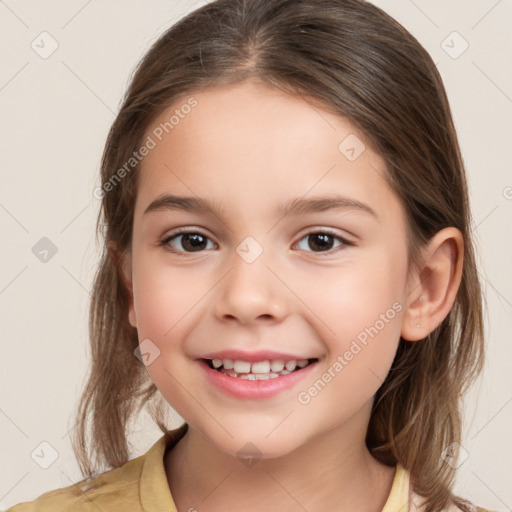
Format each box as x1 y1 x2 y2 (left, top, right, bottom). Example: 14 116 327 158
5 451 147 512
4 427 186 512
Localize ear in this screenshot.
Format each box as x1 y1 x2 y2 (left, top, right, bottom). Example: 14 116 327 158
107 241 137 328
401 227 464 342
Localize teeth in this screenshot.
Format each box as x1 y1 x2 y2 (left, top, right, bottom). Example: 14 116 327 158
270 360 285 372
208 357 314 378
233 360 251 373
251 361 271 373
285 360 297 371
223 359 234 370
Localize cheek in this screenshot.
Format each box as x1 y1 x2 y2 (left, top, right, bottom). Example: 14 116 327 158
291 256 405 396
130 262 203 409
132 259 210 338
293 257 404 342
293 271 404 429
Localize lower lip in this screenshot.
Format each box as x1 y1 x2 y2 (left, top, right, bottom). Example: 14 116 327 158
198 359 318 399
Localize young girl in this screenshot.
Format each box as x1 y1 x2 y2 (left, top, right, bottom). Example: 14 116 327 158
7 0 497 511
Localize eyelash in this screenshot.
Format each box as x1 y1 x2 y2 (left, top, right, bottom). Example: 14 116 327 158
159 228 354 256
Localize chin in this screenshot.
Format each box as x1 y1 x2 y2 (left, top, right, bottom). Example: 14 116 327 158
202 421 304 461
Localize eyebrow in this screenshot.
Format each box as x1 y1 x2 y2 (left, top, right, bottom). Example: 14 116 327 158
143 193 378 220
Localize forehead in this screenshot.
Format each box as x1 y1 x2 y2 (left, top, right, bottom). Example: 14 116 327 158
136 80 403 228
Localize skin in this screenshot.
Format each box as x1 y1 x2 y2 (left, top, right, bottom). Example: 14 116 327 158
119 79 464 512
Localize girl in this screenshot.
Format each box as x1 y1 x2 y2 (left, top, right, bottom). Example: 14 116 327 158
7 0 497 511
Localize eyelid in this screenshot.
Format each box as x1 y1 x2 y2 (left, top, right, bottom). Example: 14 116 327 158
159 228 217 253
294 226 354 244
292 227 354 256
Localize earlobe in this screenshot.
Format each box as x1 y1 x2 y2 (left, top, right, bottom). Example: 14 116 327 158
401 227 464 342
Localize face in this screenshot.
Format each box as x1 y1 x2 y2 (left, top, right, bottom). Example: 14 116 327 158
123 79 412 459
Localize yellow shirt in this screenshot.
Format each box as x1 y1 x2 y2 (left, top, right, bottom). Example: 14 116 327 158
6 423 495 512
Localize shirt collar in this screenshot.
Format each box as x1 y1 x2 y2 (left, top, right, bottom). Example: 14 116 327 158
381 463 411 512
140 422 188 512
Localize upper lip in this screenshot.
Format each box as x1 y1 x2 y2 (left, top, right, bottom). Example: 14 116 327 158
199 349 317 362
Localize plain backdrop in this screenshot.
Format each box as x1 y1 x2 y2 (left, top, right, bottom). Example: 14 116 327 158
0 1 511 510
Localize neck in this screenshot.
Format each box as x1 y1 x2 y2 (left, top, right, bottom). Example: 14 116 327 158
165 404 396 512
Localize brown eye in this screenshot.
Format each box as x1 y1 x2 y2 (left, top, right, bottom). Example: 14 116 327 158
295 231 351 253
161 231 215 253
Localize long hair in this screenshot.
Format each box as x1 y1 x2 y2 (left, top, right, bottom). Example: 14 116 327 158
70 1 486 510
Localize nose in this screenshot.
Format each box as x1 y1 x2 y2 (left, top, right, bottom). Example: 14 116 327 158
212 256 289 325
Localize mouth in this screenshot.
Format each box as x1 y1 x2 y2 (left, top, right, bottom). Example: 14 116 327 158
202 357 319 380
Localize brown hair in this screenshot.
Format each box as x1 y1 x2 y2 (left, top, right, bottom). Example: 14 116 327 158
70 1 486 510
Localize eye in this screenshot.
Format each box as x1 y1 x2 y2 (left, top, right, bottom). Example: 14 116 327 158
294 230 352 254
160 228 353 255
160 230 216 254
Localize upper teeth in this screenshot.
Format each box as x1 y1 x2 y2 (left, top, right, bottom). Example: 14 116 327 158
211 358 309 373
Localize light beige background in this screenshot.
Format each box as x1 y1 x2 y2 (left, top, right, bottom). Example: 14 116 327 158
1 1 511 510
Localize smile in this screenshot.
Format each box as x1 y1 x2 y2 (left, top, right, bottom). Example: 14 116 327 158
199 357 319 399
204 358 317 379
